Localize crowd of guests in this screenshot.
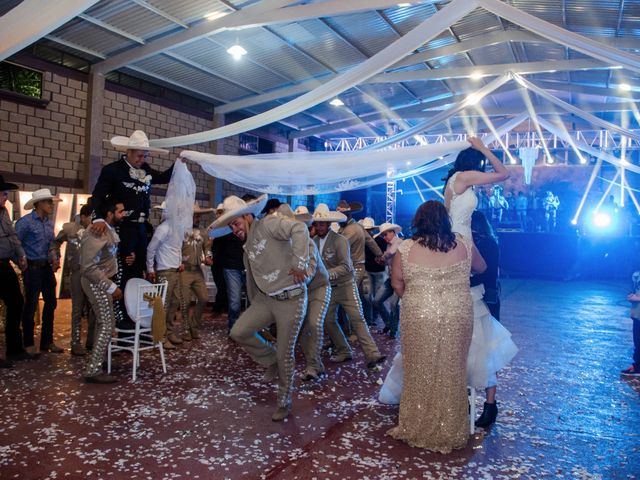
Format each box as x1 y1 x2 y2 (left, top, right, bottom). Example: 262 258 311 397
476 186 560 232
1 130 522 453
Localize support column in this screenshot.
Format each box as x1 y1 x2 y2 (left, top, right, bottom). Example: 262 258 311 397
210 112 225 206
83 72 105 193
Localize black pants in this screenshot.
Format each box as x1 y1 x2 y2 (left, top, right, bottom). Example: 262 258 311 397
633 317 640 369
0 260 24 355
211 264 228 312
114 222 147 327
21 263 57 349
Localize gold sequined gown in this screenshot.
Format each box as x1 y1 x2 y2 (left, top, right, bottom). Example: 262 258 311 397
388 236 473 453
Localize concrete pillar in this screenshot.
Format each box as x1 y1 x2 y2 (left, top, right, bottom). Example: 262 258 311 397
288 138 298 152
83 72 105 193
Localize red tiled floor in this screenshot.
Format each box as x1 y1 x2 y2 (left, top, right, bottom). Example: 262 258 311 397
1 279 639 479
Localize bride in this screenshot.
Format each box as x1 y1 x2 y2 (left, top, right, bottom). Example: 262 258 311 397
380 137 518 429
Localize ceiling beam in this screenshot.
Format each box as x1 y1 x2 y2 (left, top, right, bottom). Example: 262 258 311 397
92 0 445 75
77 13 146 44
128 0 190 29
370 59 611 83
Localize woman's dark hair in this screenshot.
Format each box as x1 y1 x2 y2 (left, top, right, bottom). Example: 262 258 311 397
443 147 487 185
411 200 457 252
471 210 497 243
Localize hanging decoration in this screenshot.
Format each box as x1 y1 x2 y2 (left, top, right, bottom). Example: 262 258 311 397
518 147 539 185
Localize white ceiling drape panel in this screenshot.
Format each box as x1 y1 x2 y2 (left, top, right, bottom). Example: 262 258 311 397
149 0 478 148
180 141 470 195
0 0 99 62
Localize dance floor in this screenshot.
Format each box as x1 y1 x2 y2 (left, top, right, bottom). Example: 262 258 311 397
1 279 638 479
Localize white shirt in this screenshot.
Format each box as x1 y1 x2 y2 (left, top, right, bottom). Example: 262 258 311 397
146 221 182 272
318 235 328 254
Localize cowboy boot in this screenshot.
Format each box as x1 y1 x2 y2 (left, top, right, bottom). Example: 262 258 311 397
475 401 498 428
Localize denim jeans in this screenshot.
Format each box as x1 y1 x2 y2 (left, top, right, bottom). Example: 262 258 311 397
224 268 245 330
21 264 57 349
374 277 399 334
362 271 387 326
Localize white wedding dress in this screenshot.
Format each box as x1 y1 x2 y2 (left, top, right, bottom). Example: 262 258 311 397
379 173 518 404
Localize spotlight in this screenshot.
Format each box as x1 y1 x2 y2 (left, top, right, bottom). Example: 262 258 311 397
329 98 344 107
619 83 632 92
592 212 611 228
470 71 483 80
571 219 578 225
227 45 247 60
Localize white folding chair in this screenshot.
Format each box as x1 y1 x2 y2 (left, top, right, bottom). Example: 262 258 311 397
468 386 477 434
108 281 168 382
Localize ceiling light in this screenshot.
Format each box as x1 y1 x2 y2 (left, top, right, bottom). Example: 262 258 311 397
406 161 412 165
547 156 554 164
227 45 247 60
329 98 344 107
470 71 483 80
204 11 227 21
397 3 412 6
619 83 632 91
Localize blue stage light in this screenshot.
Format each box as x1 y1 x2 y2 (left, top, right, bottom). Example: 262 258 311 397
592 212 611 229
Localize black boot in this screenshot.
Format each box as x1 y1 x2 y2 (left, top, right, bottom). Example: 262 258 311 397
475 401 498 428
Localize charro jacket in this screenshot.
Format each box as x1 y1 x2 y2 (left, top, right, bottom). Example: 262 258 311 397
340 219 383 265
243 214 310 299
313 229 354 286
80 224 120 293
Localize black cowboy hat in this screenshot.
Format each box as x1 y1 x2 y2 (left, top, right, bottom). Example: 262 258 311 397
0 175 18 191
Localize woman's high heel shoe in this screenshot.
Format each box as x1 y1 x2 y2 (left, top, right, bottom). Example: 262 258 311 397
475 401 498 428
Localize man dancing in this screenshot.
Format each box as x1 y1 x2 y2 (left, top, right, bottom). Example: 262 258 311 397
80 198 125 384
210 195 309 421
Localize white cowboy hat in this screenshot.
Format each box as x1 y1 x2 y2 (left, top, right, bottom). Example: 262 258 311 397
209 194 268 231
209 225 232 239
311 204 347 224
294 206 309 215
359 217 378 230
107 130 169 154
193 202 214 214
24 188 62 210
375 222 402 238
277 203 312 224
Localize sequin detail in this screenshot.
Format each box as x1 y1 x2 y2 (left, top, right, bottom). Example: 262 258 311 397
387 237 473 453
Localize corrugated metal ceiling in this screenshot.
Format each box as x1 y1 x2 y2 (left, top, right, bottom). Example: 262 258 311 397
6 0 640 139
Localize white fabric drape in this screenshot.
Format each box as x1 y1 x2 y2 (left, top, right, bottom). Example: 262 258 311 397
0 0 99 62
478 0 640 74
367 74 512 150
165 160 196 241
514 74 640 143
149 0 477 148
518 147 539 184
181 141 470 195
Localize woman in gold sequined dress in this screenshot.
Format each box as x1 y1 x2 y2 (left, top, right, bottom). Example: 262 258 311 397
387 201 486 453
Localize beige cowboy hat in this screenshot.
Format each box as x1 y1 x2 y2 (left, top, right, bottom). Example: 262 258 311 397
336 199 363 214
193 202 214 214
277 203 312 224
311 204 347 224
107 130 169 154
24 189 62 210
359 217 379 230
209 194 268 231
375 222 402 238
152 201 166 210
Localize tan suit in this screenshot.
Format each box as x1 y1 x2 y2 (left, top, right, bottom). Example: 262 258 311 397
79 225 120 378
315 230 381 362
230 214 310 409
180 228 210 332
299 240 331 376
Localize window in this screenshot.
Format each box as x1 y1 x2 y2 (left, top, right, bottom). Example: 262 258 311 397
0 62 43 99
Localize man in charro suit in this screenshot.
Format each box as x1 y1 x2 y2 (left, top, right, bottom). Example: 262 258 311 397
312 204 385 369
90 130 174 328
210 194 310 422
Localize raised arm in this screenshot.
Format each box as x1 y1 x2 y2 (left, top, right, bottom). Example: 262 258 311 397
458 137 510 190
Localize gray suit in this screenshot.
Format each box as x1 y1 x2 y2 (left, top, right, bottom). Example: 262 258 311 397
315 230 381 362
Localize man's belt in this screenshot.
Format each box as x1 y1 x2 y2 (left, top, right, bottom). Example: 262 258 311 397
27 259 49 268
270 286 305 301
157 268 179 273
